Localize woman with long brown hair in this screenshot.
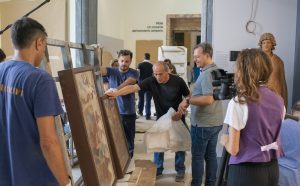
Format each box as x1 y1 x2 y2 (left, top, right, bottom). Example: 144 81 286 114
220 48 285 186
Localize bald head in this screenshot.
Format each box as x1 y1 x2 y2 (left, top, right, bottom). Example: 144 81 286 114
153 61 169 72
153 62 170 84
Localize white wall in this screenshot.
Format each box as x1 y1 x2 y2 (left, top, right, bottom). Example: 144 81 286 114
212 0 297 108
98 0 125 40
98 0 201 64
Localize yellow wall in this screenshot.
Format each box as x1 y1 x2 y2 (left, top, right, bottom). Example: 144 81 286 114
0 0 67 57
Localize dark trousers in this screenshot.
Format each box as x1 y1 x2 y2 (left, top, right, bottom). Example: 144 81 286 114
138 90 152 117
227 159 279 186
191 125 223 186
120 114 136 157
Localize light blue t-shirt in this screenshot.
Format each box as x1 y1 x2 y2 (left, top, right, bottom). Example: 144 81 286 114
0 60 63 186
106 67 139 115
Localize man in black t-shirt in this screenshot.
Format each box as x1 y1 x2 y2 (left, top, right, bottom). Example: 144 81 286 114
137 53 153 119
106 62 190 182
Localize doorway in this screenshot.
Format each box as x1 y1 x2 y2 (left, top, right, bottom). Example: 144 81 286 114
166 14 201 63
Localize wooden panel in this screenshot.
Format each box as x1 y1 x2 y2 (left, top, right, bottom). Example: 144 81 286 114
136 40 163 64
58 67 117 186
135 160 156 186
100 97 131 179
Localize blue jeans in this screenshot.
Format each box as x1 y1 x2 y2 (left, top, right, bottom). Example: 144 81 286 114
138 90 152 117
191 125 223 186
153 151 186 174
120 114 136 157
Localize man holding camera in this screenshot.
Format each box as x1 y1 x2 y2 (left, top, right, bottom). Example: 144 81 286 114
189 43 223 186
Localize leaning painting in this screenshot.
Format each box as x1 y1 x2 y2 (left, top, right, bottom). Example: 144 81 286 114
58 67 116 186
101 97 130 178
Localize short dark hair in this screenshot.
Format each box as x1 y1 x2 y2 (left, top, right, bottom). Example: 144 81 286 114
11 17 47 50
0 48 6 62
118 49 133 59
144 53 150 60
194 42 213 58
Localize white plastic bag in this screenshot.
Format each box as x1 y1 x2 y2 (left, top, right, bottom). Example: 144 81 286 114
169 119 191 152
144 108 173 152
144 108 191 152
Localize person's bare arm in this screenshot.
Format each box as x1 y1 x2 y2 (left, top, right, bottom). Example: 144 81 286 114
220 127 240 156
37 116 69 186
106 84 140 97
117 77 137 90
189 95 214 106
177 95 191 114
99 67 108 76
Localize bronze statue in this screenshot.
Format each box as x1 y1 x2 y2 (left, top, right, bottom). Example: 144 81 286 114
259 32 288 107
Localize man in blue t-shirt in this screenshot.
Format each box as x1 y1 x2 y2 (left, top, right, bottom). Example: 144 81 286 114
0 18 70 186
100 50 139 157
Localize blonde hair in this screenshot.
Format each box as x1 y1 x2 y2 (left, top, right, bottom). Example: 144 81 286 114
235 48 273 104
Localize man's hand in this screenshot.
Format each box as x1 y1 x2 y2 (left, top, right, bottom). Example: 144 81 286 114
172 111 182 121
178 98 189 115
105 88 119 98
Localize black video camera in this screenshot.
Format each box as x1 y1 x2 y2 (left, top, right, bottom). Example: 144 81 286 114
211 69 236 100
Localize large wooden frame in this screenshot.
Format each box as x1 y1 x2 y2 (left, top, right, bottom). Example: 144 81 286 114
58 67 116 186
100 97 131 178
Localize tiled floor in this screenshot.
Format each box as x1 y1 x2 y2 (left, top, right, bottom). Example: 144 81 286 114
71 100 226 185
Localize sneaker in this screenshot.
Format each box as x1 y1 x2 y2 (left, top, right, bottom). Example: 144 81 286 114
146 116 151 120
175 172 185 182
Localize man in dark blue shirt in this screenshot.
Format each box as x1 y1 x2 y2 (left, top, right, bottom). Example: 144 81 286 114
100 50 139 157
137 53 153 119
0 18 70 186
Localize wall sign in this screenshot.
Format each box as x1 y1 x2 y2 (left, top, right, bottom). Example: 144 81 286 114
132 21 164 32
